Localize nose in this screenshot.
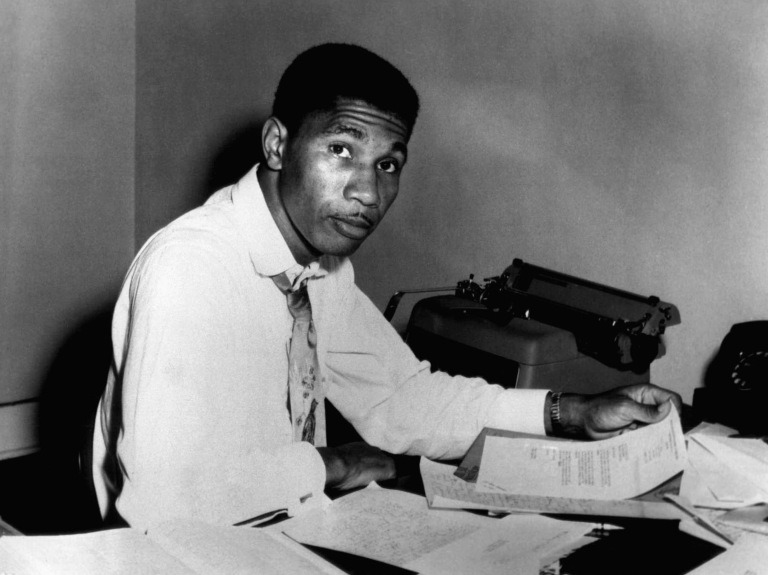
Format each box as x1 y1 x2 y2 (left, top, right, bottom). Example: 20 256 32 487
343 166 379 207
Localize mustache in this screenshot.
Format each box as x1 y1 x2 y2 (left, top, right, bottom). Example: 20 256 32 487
332 212 376 228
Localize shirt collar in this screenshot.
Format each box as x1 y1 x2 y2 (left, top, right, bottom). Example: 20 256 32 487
273 261 324 293
226 165 329 284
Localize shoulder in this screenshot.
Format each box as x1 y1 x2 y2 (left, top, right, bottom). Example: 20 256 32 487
142 201 246 264
127 207 247 300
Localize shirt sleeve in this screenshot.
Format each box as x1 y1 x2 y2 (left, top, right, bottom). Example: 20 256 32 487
101 239 326 529
319 274 548 461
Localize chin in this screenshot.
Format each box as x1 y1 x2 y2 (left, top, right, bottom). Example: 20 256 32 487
321 240 363 259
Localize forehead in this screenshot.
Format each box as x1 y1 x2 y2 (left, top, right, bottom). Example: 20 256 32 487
298 100 410 148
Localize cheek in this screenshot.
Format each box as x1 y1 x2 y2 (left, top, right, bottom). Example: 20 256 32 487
299 161 346 201
378 181 400 214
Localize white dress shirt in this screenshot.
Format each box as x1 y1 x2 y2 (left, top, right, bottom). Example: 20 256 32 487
92 166 547 529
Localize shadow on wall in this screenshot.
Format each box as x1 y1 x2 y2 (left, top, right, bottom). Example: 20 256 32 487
26 300 116 534
196 117 269 205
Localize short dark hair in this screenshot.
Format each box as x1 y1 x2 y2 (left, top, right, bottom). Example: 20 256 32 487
272 43 420 138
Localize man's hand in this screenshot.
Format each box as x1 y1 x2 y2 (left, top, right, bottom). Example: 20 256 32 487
554 383 683 440
317 442 397 492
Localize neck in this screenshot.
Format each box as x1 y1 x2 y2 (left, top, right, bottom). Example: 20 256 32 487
257 165 319 266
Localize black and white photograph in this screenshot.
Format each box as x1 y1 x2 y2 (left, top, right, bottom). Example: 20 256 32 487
1 1 767 573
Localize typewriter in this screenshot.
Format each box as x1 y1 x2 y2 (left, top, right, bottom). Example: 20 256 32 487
386 259 681 394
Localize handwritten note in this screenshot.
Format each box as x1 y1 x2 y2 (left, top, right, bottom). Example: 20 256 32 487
404 512 594 575
476 410 686 500
279 485 496 566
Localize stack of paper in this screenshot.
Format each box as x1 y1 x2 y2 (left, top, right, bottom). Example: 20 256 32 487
423 410 687 521
682 423 768 510
475 411 686 501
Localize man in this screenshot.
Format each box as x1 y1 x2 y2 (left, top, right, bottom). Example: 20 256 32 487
93 43 681 529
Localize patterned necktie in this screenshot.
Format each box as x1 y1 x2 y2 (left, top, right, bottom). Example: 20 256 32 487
284 280 326 446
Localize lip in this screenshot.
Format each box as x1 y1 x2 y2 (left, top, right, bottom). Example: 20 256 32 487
330 215 374 240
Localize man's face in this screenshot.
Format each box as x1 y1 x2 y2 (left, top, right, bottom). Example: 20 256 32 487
277 99 409 261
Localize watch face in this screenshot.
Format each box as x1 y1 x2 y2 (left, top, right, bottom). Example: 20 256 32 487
731 350 768 391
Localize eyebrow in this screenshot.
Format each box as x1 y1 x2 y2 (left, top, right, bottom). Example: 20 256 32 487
321 123 366 140
321 122 408 159
392 141 408 159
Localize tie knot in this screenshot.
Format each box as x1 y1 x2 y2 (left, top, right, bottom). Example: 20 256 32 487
286 281 311 320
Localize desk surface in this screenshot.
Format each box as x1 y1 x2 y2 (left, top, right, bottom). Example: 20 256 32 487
0 407 737 574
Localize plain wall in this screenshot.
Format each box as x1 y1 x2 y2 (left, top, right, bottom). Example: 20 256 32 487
3 0 764 457
0 1 135 457
133 0 768 403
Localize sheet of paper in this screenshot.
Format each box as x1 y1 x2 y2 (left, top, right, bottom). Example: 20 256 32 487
404 512 594 575
455 428 571 482
678 519 729 549
691 434 768 494
149 519 345 575
0 528 195 575
686 421 738 437
685 532 768 575
279 484 495 566
680 459 727 509
0 521 345 575
719 504 768 535
420 457 681 520
476 410 685 500
711 436 768 466
686 435 768 507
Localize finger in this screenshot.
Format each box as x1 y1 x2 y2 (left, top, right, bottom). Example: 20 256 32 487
620 383 680 407
617 423 639 435
644 386 683 415
668 393 684 415
623 397 671 425
644 384 679 406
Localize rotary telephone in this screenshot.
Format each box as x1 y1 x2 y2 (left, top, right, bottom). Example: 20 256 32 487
697 321 768 435
711 321 768 392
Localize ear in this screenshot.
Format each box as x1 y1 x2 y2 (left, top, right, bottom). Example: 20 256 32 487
262 117 289 170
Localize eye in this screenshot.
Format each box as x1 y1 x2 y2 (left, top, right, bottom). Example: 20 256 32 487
378 159 400 174
330 144 352 158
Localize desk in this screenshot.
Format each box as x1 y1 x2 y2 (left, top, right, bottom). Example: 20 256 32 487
0 410 753 574
0 478 750 574
290 467 725 575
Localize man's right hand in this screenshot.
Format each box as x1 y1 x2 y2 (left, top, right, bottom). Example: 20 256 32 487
317 442 397 492
554 383 683 440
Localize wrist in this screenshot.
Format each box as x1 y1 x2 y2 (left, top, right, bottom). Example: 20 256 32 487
316 446 344 488
557 393 589 438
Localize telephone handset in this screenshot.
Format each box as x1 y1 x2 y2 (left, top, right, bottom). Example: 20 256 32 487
711 321 768 392
698 321 768 435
